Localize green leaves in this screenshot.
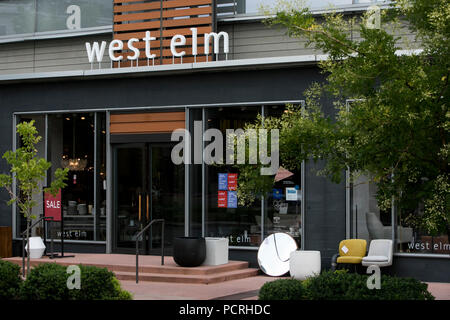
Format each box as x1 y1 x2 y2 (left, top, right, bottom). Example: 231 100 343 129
0 121 68 219
234 0 450 233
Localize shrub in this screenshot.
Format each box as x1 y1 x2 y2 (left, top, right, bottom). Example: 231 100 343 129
20 263 132 300
258 279 305 300
304 270 435 300
0 260 22 300
108 277 133 300
71 265 132 300
20 263 70 300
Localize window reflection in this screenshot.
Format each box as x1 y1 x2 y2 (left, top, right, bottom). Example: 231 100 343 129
205 106 262 247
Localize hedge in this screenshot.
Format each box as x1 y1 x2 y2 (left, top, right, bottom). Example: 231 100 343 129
19 262 132 300
258 270 435 300
259 278 305 300
0 260 22 300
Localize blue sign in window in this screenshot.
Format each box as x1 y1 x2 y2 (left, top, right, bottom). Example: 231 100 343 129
227 191 237 208
218 173 228 191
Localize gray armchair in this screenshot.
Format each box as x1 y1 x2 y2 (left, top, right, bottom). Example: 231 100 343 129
366 212 413 244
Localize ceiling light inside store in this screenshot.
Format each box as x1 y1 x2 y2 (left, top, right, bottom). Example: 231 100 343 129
81 116 85 120
61 117 87 171
61 158 87 171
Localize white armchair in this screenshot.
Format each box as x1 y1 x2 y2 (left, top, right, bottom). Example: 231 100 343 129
362 239 393 267
366 212 413 244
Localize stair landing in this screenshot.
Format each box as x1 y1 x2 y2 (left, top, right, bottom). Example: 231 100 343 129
3 254 259 284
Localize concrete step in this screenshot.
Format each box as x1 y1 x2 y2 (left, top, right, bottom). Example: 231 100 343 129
116 268 259 284
4 257 250 276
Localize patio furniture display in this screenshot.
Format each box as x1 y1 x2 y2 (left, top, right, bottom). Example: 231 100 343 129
362 239 393 267
257 232 298 276
289 250 321 280
173 237 206 267
331 239 367 271
202 237 229 266
366 212 413 244
25 236 46 259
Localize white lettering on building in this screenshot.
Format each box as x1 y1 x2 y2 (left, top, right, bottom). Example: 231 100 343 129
85 28 230 65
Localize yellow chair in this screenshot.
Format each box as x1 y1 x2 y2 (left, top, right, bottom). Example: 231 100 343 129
331 239 367 272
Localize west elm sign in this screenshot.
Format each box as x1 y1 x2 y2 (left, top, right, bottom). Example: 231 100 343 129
85 28 229 66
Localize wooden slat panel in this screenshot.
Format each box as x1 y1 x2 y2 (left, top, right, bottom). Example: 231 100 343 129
113 0 213 67
111 112 185 123
121 37 205 50
0 227 12 258
114 21 161 32
114 2 161 13
111 121 185 134
162 17 212 28
114 0 148 3
162 26 212 38
114 11 161 23
114 26 211 42
162 7 212 18
114 54 209 68
163 0 212 9
162 55 209 64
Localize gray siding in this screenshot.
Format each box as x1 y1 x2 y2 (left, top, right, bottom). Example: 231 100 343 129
221 22 317 60
0 34 112 75
0 20 420 75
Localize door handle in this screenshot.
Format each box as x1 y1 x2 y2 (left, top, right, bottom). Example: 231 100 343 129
138 193 142 222
146 194 149 221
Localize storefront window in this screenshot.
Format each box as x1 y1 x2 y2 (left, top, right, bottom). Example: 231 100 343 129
188 108 203 238
204 106 262 247
263 105 302 248
351 176 450 255
0 0 112 38
14 112 107 242
220 0 386 17
398 209 450 255
0 0 35 36
36 0 112 33
48 113 92 240
15 115 46 238
351 175 395 243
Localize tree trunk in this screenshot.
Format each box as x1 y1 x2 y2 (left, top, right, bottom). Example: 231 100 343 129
26 216 31 277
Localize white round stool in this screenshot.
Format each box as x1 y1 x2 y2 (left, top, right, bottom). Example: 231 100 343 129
289 250 321 280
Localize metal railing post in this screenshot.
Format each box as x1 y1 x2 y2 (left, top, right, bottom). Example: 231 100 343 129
136 236 139 283
161 220 164 266
135 219 165 283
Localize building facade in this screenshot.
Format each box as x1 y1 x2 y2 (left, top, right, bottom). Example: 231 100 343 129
0 0 448 282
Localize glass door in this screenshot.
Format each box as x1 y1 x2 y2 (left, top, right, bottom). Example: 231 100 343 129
113 143 184 253
114 144 149 250
149 144 185 253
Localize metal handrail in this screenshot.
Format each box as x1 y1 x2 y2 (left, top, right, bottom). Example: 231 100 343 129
21 216 54 277
135 219 164 283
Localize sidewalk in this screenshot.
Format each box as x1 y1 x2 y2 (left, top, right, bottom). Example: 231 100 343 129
120 277 450 300
120 275 275 300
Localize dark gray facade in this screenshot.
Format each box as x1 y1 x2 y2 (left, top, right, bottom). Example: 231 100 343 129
1 64 449 282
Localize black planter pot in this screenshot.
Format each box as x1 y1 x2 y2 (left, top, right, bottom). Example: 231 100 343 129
173 237 206 267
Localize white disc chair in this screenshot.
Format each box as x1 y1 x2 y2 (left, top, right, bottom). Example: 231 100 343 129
362 239 393 267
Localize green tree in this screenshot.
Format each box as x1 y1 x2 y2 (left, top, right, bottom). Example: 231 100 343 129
237 0 449 234
0 120 68 276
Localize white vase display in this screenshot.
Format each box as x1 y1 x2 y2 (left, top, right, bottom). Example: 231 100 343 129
25 236 46 259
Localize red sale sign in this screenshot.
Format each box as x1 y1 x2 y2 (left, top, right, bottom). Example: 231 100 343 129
218 191 228 208
44 190 62 221
228 173 238 191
